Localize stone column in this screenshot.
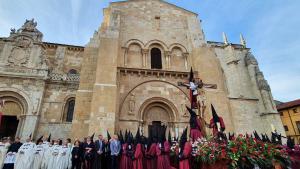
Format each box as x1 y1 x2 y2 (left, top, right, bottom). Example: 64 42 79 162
165 51 171 69
183 53 189 70
123 47 128 67
142 49 149 68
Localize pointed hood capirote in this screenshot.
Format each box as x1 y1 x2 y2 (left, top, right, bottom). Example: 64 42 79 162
168 130 172 144
189 67 194 82
186 105 198 129
125 130 128 143
119 130 124 144
36 135 43 144
135 128 141 145
91 133 95 142
253 131 261 141
211 104 220 123
47 133 51 142
107 130 111 141
179 128 188 154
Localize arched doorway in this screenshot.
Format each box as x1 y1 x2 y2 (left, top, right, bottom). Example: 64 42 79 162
141 101 175 137
0 93 27 138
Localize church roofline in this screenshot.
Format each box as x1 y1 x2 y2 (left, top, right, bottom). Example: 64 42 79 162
0 37 84 51
110 0 198 16
42 42 84 50
207 41 250 50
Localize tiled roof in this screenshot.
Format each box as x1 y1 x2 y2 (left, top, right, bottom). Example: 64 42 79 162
277 99 300 110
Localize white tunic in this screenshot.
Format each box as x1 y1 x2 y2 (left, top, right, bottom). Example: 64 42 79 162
14 142 35 169
0 142 10 168
40 141 50 169
57 145 71 169
47 144 61 169
32 144 45 169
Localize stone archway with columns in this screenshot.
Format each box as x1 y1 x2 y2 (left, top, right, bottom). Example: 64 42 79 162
0 91 29 138
138 97 177 136
0 88 40 140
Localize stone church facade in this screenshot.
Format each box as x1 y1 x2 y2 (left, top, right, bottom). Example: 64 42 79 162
0 0 284 140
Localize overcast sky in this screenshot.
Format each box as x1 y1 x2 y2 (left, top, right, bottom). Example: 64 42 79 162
0 0 299 102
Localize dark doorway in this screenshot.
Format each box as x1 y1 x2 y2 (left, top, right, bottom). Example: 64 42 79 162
0 116 19 138
151 48 162 69
148 121 165 139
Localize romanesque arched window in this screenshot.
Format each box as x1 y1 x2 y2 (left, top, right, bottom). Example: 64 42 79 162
64 98 75 122
151 48 162 69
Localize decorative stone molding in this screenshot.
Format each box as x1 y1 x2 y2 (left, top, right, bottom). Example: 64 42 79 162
118 67 190 79
255 68 271 91
49 72 80 83
0 66 48 79
245 52 258 66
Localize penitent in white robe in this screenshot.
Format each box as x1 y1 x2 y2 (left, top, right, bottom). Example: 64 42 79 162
47 144 61 169
40 141 50 169
57 145 71 169
0 142 10 169
32 144 45 169
14 142 35 169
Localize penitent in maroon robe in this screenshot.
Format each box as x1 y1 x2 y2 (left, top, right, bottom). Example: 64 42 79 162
190 118 203 141
163 141 171 168
156 141 171 169
145 143 156 169
120 143 133 169
133 143 143 169
179 142 192 169
209 116 225 136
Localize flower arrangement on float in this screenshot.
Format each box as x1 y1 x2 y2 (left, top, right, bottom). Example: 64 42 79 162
170 134 291 169
197 134 290 169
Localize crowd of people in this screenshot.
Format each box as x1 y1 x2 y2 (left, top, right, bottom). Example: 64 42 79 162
0 126 193 169
0 103 231 169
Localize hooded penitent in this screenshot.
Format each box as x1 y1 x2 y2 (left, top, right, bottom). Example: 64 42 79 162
179 128 188 155
186 106 202 141
133 128 143 169
179 128 192 169
210 104 225 136
135 128 141 145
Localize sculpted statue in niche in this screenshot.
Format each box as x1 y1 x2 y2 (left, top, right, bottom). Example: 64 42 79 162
128 93 135 115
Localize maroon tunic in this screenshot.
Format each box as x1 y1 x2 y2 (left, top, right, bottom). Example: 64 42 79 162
179 142 192 169
209 117 225 136
120 143 133 169
145 143 157 169
190 117 203 141
133 143 143 169
156 141 171 169
163 141 171 169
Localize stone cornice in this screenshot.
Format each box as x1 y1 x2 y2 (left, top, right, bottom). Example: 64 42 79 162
43 42 84 51
118 67 191 79
0 66 48 80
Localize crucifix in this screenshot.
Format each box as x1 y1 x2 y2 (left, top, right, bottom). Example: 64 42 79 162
177 67 217 114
